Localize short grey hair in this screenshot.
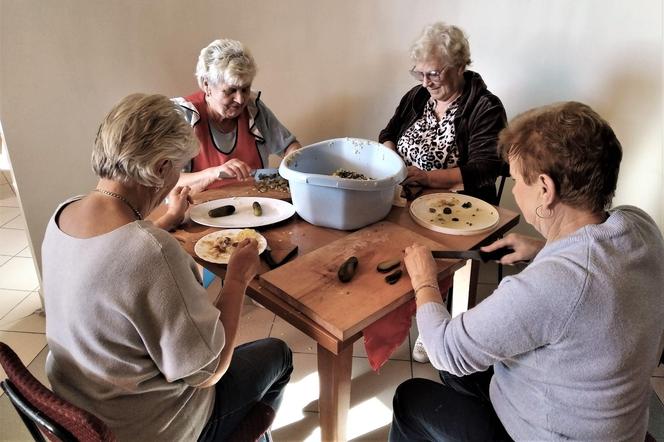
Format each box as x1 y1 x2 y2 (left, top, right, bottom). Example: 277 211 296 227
195 39 257 89
410 22 472 68
91 94 199 187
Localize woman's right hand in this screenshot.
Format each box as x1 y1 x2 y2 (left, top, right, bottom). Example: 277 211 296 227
481 233 545 264
225 238 260 288
403 243 439 290
209 158 253 182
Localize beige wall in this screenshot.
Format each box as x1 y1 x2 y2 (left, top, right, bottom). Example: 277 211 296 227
1 0 662 274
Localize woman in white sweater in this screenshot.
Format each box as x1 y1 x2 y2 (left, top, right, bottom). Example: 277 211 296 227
390 101 664 441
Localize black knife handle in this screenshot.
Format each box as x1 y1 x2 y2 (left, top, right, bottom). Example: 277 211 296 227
479 247 515 262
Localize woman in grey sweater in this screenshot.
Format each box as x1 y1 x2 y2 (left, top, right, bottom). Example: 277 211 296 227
390 101 664 441
42 94 292 441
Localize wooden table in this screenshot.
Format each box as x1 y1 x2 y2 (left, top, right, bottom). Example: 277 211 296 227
159 183 520 441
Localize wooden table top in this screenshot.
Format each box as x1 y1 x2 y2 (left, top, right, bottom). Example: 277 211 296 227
154 184 521 353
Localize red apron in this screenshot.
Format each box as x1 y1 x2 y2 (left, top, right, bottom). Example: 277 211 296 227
186 91 262 189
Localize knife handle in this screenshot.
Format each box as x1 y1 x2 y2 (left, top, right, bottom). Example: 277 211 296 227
480 247 515 262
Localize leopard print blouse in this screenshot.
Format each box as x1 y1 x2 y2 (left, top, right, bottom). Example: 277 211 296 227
396 97 460 171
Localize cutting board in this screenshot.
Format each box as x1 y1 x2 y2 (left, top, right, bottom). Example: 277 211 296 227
259 221 461 340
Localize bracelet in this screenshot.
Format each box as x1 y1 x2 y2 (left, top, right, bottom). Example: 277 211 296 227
414 283 440 297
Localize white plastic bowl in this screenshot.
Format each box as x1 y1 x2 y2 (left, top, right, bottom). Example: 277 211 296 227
279 138 407 230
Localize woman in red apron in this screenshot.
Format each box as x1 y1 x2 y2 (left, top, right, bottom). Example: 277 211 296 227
174 38 301 192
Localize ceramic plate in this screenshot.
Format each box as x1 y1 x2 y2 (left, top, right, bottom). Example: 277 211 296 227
409 193 499 236
194 229 267 264
190 197 295 228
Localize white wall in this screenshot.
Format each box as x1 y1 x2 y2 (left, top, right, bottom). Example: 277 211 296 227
1 0 662 274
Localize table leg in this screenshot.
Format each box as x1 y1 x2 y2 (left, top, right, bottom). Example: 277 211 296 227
317 343 353 442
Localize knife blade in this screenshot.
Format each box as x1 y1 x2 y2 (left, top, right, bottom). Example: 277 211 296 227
431 247 515 263
217 168 280 181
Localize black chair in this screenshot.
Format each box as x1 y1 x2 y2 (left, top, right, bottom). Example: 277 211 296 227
0 341 116 442
495 163 511 282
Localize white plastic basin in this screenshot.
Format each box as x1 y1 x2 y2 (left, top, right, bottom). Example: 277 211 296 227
279 138 407 230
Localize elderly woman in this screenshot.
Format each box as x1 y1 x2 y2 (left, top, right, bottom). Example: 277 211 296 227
174 38 301 192
380 22 507 363
390 102 664 441
42 94 293 441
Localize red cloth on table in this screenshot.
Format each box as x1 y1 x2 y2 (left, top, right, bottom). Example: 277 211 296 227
363 275 453 372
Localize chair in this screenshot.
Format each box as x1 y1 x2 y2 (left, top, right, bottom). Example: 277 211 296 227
494 163 511 282
0 342 115 442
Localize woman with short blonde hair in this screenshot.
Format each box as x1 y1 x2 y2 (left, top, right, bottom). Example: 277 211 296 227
42 93 293 441
174 38 301 192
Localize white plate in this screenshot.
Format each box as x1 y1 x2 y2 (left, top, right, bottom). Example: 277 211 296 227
409 193 499 236
194 229 267 264
190 197 296 228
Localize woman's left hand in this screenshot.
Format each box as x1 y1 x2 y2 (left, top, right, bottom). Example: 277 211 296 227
402 166 430 187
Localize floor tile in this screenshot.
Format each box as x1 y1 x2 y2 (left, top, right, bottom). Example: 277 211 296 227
412 359 441 382
15 247 32 258
2 215 24 230
0 395 32 441
0 289 32 320
0 292 45 333
653 377 664 403
0 229 28 255
0 207 20 227
270 316 317 354
653 363 664 377
0 331 47 381
272 353 409 441
0 184 17 207
649 386 664 440
0 257 39 291
0 255 11 267
235 303 275 346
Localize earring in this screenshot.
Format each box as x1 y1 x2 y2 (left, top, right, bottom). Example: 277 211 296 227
535 205 554 219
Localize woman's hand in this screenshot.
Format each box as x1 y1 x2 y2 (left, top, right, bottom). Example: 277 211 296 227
154 186 191 231
166 185 191 222
225 238 260 288
402 166 430 187
210 158 253 181
481 233 545 264
404 243 439 290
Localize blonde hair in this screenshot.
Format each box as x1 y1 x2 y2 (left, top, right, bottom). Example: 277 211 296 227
195 39 257 88
410 22 471 68
91 93 199 187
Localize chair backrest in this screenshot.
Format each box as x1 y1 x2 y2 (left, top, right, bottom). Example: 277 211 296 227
0 342 116 442
495 162 511 206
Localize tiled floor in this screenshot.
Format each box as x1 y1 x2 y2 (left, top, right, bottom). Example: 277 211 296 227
0 166 663 441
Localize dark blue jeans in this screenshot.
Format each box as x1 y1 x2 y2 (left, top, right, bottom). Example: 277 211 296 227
389 368 512 441
198 337 293 441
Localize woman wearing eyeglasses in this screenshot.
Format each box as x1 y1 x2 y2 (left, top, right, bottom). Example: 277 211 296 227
173 38 301 192
379 22 506 205
379 22 507 364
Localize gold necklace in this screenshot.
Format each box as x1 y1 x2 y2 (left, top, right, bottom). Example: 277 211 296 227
93 189 143 220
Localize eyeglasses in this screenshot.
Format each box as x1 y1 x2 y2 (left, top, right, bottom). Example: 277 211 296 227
409 65 454 83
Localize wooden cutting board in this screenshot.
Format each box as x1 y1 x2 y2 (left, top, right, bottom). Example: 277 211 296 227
259 221 462 340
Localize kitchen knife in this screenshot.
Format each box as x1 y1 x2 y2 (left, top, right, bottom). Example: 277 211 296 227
217 168 280 181
431 247 515 263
